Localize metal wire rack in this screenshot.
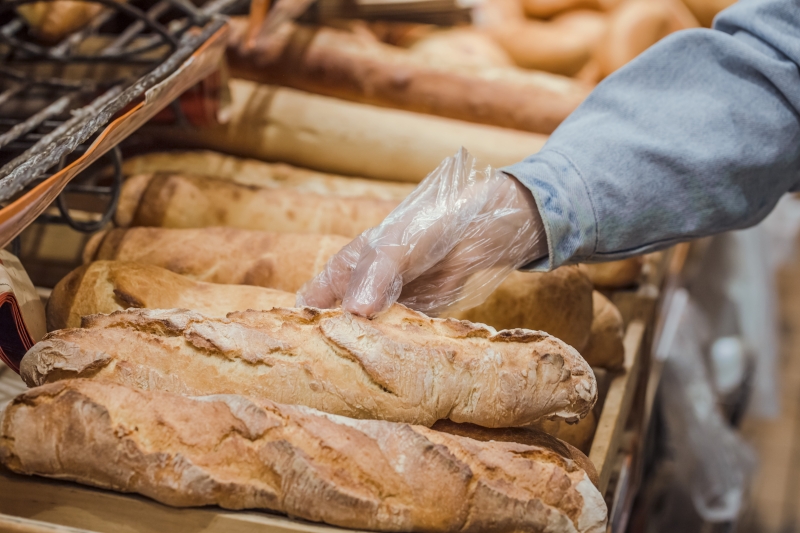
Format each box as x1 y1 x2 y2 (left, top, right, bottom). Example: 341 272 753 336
0 0 242 232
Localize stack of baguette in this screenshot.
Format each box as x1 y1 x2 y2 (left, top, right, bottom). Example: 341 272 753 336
36 150 635 464
4 127 635 533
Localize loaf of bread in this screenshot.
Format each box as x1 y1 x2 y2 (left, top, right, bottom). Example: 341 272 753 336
448 268 594 352
46 261 295 331
478 0 603 76
0 380 607 532
84 229 598 353
595 0 699 77
227 19 592 134
121 151 415 202
579 257 643 289
582 291 625 369
84 228 350 292
18 0 105 41
150 80 549 183
23 304 597 427
115 173 398 237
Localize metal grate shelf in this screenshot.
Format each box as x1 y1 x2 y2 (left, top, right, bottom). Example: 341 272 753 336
0 0 238 240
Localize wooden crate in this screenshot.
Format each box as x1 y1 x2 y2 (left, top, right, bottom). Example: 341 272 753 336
0 256 671 533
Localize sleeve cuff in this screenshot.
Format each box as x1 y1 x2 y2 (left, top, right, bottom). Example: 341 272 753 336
502 150 598 271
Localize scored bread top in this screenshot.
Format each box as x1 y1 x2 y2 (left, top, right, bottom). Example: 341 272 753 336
23 304 597 427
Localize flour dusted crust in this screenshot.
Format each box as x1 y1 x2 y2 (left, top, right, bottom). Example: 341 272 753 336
227 18 591 134
0 380 607 532
449 267 594 352
114 173 398 238
46 261 295 331
120 151 415 201
23 304 597 427
84 228 349 292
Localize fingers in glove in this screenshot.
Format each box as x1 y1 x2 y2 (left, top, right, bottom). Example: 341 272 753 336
296 235 367 308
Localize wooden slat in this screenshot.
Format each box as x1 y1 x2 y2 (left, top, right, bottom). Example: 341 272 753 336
0 513 99 533
0 469 362 533
589 319 646 493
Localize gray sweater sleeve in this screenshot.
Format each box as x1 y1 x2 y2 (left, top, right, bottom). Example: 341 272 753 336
503 0 800 270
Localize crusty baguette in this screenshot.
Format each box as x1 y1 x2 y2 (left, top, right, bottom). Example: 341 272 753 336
22 305 597 427
149 80 549 183
430 419 599 485
448 268 594 352
227 19 592 134
120 151 415 202
114 173 398 238
579 257 644 289
18 0 105 41
83 228 597 351
0 380 607 532
582 291 625 369
46 261 295 331
83 228 350 292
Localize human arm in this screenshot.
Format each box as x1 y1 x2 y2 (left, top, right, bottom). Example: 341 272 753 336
299 0 800 316
507 0 800 270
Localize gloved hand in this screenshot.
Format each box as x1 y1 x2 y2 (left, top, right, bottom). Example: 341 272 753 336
297 148 548 317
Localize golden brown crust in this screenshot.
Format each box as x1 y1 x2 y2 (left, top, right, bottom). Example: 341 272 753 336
0 380 607 532
449 267 594 352
121 151 415 201
81 230 108 264
579 257 644 289
431 419 599 487
17 1 105 42
45 263 90 332
114 174 154 227
24 304 597 427
479 0 604 75
116 173 398 238
582 291 625 369
46 261 295 330
595 0 698 77
227 18 592 134
147 80 549 183
86 227 349 292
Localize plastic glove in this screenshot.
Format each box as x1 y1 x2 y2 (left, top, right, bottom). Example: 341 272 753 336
297 148 548 317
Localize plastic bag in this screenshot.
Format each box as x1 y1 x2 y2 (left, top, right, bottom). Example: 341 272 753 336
659 297 757 522
297 148 547 317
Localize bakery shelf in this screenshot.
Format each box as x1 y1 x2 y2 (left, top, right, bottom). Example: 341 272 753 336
0 0 236 249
